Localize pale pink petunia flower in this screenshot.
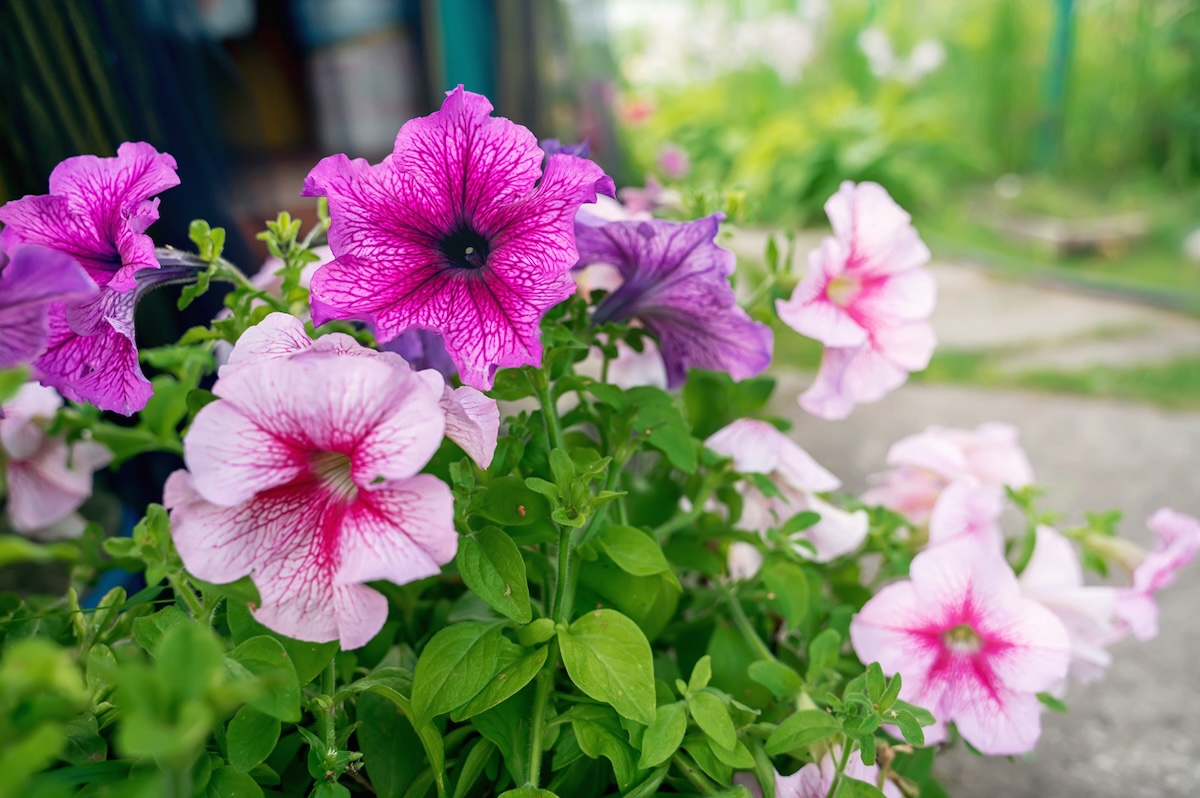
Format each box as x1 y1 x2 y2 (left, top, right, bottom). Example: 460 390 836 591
1114 508 1200 641
221 313 498 469
167 326 457 649
1019 525 1121 685
706 419 868 563
726 541 765 582
926 477 1005 551
777 747 902 798
863 422 1033 525
850 539 1070 755
777 181 936 419
604 339 668 391
1 383 110 537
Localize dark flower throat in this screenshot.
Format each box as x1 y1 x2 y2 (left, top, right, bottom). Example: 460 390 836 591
440 227 490 270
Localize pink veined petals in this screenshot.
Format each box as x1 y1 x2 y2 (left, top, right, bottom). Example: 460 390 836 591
0 141 179 293
1 382 111 535
1114 507 1200 641
221 313 499 469
169 339 456 649
778 181 936 420
850 539 1071 756
303 86 614 390
0 244 98 369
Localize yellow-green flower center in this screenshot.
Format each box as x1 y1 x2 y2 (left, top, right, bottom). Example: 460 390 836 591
942 623 983 653
310 451 356 499
827 274 862 307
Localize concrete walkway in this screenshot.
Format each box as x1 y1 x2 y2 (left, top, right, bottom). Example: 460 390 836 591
756 244 1200 797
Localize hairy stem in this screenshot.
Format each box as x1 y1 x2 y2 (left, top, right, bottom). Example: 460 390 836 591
824 739 853 798
318 659 337 751
723 583 777 663
672 751 718 796
167 574 205 621
526 637 559 787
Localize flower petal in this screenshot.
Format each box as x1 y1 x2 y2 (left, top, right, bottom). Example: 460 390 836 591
440 385 500 469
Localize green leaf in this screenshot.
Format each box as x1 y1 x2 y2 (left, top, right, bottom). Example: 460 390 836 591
1036 691 1069 713
891 710 925 747
471 691 530 784
567 705 642 790
835 778 888 798
0 366 29 404
496 788 560 798
878 672 902 712
158 622 225 701
61 715 107 765
687 655 712 694
557 609 656 725
708 738 755 769
309 782 351 798
865 662 886 703
779 511 821 536
747 660 802 700
450 645 547 721
227 636 302 722
805 628 841 682
131 606 190 655
761 560 810 628
594 525 675 580
226 706 280 774
456 528 532 623
411 622 505 727
357 684 445 796
471 477 550 526
356 691 426 798
765 710 841 755
449 737 495 798
637 701 687 769
621 764 671 798
681 736 731 784
687 691 736 751
226 601 337 687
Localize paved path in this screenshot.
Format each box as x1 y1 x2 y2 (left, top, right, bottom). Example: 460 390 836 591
752 236 1200 797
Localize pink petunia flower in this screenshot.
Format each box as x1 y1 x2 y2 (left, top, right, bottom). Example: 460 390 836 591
925 478 1005 551
167 325 457 649
1 383 111 537
863 422 1034 525
850 540 1071 755
302 86 614 391
0 142 181 414
0 142 179 293
34 262 202 415
1018 525 1120 685
732 748 901 798
777 181 936 420
1114 508 1200 641
0 244 96 369
706 419 868 564
575 213 773 388
222 313 499 469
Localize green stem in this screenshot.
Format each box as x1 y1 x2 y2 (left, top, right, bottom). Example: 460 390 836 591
526 637 559 787
672 751 718 796
723 584 776 662
824 739 853 798
167 574 205 620
654 479 716 540
529 369 566 453
551 524 574 624
318 659 337 751
215 258 289 312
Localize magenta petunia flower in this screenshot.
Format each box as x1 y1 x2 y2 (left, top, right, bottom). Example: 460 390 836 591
850 540 1070 755
777 181 936 419
302 86 614 390
1114 507 1200 641
0 142 179 294
34 262 199 416
575 213 773 388
0 243 96 368
167 325 457 648
1 382 111 537
222 313 498 469
706 419 867 564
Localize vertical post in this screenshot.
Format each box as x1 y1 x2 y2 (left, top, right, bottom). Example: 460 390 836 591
1035 0 1075 172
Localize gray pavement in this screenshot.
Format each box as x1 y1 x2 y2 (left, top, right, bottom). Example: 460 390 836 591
759 248 1200 797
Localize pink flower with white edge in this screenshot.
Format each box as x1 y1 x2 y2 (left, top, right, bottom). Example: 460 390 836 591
223 313 498 469
1019 526 1120 685
706 419 868 563
863 422 1034 525
850 539 1070 755
1 383 110 537
777 181 936 420
1114 508 1200 641
167 324 457 649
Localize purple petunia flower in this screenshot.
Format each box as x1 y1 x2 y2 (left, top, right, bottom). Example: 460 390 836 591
302 86 615 390
0 142 179 294
381 328 457 381
574 212 773 388
35 259 202 416
0 243 97 369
